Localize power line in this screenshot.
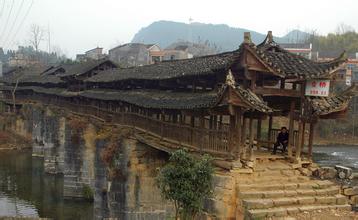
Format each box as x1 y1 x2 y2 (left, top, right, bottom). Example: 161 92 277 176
0 0 14 46
8 0 34 49
3 0 25 48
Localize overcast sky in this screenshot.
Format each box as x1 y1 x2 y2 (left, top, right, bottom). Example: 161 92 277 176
0 0 357 57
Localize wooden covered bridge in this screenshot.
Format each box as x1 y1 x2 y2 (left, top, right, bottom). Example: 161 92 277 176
0 31 356 166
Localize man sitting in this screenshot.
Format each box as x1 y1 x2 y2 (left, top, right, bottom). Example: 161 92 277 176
272 127 289 154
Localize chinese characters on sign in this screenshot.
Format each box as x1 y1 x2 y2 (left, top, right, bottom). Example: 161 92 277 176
305 80 330 97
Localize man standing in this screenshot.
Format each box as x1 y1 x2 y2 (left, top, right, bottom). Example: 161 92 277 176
272 127 289 154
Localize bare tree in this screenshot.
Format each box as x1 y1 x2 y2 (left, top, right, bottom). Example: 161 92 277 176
29 24 44 52
335 23 355 35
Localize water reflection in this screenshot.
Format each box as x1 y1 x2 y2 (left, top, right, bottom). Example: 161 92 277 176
0 150 93 220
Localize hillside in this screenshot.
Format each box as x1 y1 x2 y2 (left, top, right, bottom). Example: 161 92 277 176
131 20 307 52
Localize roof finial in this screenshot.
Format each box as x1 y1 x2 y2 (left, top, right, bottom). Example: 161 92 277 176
268 31 273 42
244 32 252 44
226 69 236 87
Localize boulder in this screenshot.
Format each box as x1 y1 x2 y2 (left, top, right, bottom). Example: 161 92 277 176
335 165 352 179
312 166 337 179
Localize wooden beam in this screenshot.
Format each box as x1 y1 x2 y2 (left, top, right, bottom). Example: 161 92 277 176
254 87 301 97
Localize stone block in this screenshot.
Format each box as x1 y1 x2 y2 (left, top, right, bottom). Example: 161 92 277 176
335 165 352 179
315 196 337 204
284 190 298 197
247 209 267 219
273 197 297 206
334 204 352 211
313 167 337 179
298 182 318 189
265 208 287 217
349 195 358 205
343 186 358 196
263 190 285 198
239 191 263 199
286 207 299 215
297 196 315 205
284 183 298 190
297 189 316 196
335 194 348 205
243 199 274 209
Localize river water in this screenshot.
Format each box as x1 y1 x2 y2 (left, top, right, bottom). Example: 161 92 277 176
0 150 93 220
313 145 358 172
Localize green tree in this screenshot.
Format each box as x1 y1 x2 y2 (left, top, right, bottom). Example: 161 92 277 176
156 149 213 220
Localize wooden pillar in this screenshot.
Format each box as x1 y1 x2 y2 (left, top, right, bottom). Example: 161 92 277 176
241 117 247 146
256 117 262 150
249 115 254 160
236 108 242 157
199 115 205 152
257 117 262 141
296 121 305 160
190 116 195 127
308 122 315 160
213 115 218 130
268 114 273 143
288 101 295 158
209 116 214 129
229 115 236 155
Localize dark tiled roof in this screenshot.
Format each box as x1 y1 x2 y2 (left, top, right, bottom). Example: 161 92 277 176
1 66 63 85
235 86 272 113
1 82 272 112
58 59 116 78
309 85 358 115
80 89 219 109
255 34 346 79
0 85 72 96
86 50 239 83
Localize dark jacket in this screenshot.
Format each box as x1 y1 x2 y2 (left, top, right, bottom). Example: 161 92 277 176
277 132 289 143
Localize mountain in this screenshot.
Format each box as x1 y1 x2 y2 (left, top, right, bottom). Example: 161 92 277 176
281 30 311 43
131 21 309 52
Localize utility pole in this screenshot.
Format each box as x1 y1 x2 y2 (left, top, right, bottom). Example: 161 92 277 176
47 24 51 54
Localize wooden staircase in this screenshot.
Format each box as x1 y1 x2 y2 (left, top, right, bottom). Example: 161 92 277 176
234 160 351 219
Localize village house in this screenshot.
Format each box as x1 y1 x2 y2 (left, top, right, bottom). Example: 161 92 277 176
108 43 162 67
280 43 314 60
76 47 106 62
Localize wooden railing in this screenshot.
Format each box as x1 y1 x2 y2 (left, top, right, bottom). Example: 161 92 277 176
4 95 231 157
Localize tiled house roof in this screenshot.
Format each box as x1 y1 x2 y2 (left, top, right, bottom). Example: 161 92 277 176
309 85 358 115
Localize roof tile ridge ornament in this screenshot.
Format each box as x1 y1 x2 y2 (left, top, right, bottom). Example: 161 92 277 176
225 69 236 87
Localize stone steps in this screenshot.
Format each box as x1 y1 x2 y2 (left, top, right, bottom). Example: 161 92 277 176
243 194 348 209
246 204 352 219
237 161 351 219
238 180 334 191
236 175 311 184
239 186 340 199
